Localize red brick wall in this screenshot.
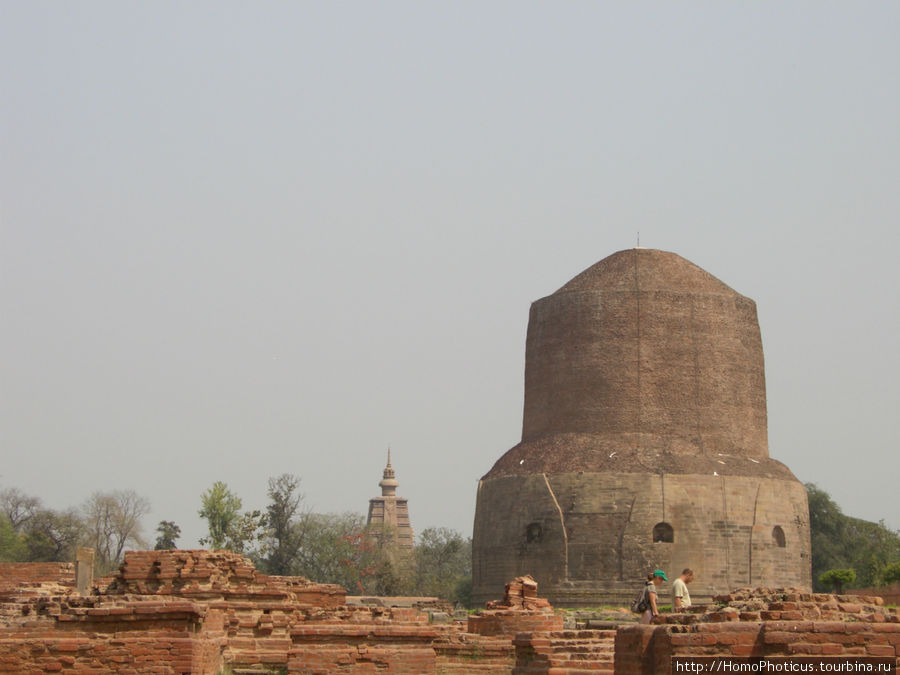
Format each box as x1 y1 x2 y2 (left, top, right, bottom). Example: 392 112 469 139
0 562 74 589
614 625 661 674
514 629 616 674
0 551 527 674
852 583 900 606
615 621 900 674
434 634 515 673
0 606 226 674
0 635 211 673
111 549 346 608
468 610 563 636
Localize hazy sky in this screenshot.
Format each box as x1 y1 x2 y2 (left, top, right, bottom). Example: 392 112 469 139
2 2 898 550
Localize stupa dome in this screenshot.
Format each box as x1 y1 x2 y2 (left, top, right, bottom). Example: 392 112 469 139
472 249 811 606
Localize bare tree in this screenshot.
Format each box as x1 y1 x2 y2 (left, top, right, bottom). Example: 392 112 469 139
82 490 150 573
0 487 41 532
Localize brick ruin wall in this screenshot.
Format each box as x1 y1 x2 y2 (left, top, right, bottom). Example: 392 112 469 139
853 583 900 607
614 587 900 674
0 551 517 674
468 575 563 637
2 556 898 674
0 562 74 588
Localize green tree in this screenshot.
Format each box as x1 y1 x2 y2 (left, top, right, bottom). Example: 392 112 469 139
412 527 472 604
806 483 900 591
260 474 306 575
293 512 388 593
819 568 856 594
198 482 263 554
199 482 243 549
228 510 265 555
0 514 27 561
154 521 181 550
881 562 900 586
453 576 473 608
22 508 84 562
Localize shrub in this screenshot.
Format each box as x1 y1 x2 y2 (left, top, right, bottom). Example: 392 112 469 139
819 568 856 594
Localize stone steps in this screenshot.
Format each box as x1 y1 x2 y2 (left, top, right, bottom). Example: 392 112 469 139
517 666 611 675
546 649 614 661
513 628 616 674
550 648 614 655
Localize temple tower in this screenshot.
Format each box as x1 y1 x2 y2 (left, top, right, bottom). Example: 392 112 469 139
472 248 811 606
367 450 414 550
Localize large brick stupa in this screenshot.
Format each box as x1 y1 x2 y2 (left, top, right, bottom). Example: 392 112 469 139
472 248 811 606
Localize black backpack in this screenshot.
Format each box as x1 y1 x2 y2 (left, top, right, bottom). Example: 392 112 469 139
630 583 650 613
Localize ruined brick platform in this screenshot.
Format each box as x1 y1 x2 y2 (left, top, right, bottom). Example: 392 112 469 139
615 587 900 674
0 551 519 674
514 629 617 674
469 575 563 637
3 560 898 674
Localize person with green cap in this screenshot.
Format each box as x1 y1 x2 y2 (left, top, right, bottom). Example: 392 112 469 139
640 569 668 624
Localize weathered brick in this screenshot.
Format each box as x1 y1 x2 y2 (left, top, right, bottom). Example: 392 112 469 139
789 643 822 655
6 553 900 674
731 644 760 657
839 603 862 613
867 644 896 657
764 631 801 644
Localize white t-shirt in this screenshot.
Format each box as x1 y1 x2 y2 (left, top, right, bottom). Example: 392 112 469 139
673 577 691 608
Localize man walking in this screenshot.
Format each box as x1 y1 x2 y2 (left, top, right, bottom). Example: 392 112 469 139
673 569 694 611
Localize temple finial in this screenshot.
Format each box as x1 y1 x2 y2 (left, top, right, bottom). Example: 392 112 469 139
379 447 397 495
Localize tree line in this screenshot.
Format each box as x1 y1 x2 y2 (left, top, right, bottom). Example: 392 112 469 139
0 475 472 606
806 483 900 593
0 487 150 574
195 474 471 604
2 481 897 602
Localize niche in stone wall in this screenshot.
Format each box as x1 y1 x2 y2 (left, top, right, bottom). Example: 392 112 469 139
772 525 786 548
525 522 543 543
652 522 674 543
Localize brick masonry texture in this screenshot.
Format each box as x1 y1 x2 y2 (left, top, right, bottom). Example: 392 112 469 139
514 629 617 674
614 587 900 674
0 562 74 589
2 560 898 673
0 551 527 674
852 583 900 606
468 575 563 637
473 249 812 606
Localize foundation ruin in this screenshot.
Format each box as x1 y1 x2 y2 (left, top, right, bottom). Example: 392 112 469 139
0 550 513 674
1 554 897 673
